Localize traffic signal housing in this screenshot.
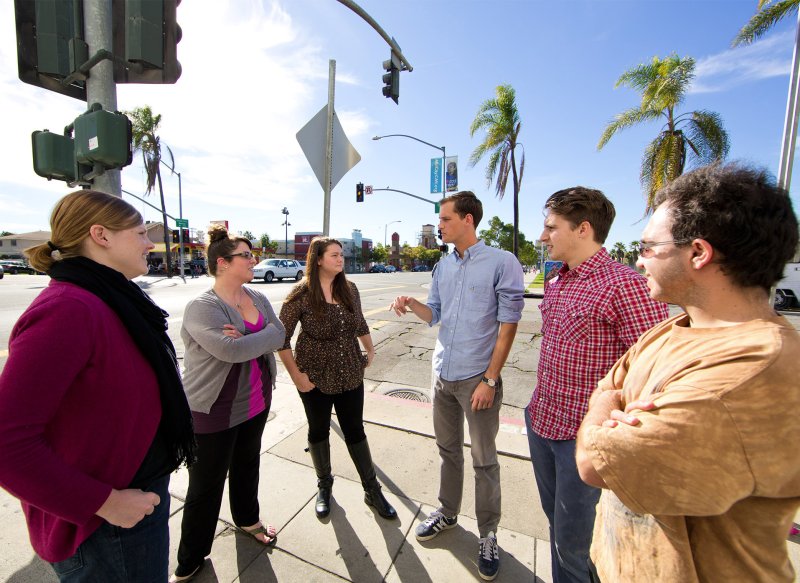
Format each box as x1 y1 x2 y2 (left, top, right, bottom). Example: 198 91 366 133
381 51 400 104
73 108 133 168
112 0 182 83
356 182 364 203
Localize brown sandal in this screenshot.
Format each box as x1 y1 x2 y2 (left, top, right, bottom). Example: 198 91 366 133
240 522 277 547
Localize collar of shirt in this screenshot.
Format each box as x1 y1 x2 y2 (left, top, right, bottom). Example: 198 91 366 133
453 239 486 263
559 247 612 281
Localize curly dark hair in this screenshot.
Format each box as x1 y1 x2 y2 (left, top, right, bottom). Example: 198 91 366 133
654 161 798 290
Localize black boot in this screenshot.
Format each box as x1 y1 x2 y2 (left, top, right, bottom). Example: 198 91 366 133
347 439 397 520
307 440 333 518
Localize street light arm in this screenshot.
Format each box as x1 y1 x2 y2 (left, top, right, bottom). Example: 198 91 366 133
373 134 444 155
335 0 413 72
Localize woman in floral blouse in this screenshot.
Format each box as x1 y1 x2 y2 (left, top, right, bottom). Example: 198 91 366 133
278 237 396 520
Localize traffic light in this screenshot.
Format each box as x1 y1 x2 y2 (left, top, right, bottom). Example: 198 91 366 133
32 130 77 182
112 0 182 83
73 107 133 169
381 51 400 104
14 0 88 100
356 182 364 203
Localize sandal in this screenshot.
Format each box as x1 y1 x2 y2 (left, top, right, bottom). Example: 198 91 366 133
168 563 202 583
240 522 278 547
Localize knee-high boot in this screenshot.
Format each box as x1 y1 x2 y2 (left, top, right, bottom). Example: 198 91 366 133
307 440 333 518
347 438 397 520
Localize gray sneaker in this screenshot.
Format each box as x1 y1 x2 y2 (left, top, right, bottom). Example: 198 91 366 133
478 531 499 580
415 510 457 541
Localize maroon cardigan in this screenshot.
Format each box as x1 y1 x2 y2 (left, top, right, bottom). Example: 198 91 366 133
0 281 162 562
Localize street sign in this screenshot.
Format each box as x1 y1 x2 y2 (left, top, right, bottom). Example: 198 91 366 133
175 218 189 228
296 104 361 190
365 185 373 195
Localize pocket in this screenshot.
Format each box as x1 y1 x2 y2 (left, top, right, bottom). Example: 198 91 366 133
51 547 84 577
561 311 591 343
466 284 493 309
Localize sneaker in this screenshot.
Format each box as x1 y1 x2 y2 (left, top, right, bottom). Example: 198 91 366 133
415 510 457 541
478 531 499 581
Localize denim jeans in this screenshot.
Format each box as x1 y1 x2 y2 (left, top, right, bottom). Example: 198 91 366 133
50 475 170 583
525 408 600 583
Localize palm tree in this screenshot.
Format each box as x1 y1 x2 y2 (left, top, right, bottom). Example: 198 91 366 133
611 242 627 263
126 105 174 276
469 84 526 257
626 240 641 267
734 0 798 46
597 54 730 212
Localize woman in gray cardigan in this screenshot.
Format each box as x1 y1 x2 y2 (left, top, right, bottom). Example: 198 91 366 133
170 226 286 583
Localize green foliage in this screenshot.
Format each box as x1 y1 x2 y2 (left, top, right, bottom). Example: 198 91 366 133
733 0 798 46
469 84 525 256
479 216 539 266
0 231 14 237
598 55 730 212
610 242 627 262
371 244 388 264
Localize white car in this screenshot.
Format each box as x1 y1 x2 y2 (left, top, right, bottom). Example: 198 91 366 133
775 262 800 309
253 258 304 283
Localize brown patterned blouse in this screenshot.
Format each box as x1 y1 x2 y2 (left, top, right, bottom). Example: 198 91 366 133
279 281 370 394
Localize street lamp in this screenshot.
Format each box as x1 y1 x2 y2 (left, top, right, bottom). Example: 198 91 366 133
281 207 290 258
372 134 447 199
384 220 401 248
160 158 185 282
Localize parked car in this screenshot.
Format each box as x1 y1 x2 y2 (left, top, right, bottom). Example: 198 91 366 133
775 262 800 309
384 265 397 273
0 260 35 275
0 264 4 279
412 264 430 272
369 264 386 273
253 258 304 282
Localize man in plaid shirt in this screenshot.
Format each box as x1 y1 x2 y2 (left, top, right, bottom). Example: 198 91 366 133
525 187 668 583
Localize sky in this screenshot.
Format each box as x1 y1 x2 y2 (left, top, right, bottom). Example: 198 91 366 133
1 0 798 252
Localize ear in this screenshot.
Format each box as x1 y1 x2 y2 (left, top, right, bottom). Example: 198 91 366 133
689 239 715 270
216 256 229 270
576 220 592 239
88 224 109 247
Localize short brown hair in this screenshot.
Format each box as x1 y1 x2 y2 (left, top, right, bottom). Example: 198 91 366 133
207 224 252 276
544 187 616 244
26 190 142 273
440 191 483 227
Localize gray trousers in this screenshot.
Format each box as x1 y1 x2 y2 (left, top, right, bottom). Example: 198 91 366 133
432 372 502 536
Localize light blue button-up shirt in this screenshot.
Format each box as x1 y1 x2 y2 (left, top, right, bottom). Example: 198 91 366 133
427 240 524 382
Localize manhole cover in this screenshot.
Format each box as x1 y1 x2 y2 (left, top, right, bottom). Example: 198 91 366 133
383 388 431 403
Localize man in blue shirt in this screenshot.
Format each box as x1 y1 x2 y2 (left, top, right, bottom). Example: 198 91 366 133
391 191 524 581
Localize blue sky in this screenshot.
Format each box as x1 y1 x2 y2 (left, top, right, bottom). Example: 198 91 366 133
1 0 796 252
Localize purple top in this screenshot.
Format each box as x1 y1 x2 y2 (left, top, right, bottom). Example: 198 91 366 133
192 312 272 433
0 282 161 562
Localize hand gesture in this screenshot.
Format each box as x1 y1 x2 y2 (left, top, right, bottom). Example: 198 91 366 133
389 296 413 316
222 324 243 339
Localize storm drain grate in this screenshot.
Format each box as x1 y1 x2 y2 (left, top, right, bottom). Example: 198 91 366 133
383 388 431 403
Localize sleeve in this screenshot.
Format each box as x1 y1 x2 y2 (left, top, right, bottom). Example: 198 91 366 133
0 299 113 523
426 264 442 326
182 297 282 363
611 277 670 349
252 291 286 352
585 385 753 516
351 283 370 337
279 296 303 351
496 254 525 323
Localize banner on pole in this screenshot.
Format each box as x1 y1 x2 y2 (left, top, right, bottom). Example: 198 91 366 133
430 158 442 194
445 156 458 192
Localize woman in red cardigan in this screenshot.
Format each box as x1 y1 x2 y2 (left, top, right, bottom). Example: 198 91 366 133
0 190 194 582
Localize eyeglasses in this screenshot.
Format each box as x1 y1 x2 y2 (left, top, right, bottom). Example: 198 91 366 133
226 251 254 260
637 240 690 257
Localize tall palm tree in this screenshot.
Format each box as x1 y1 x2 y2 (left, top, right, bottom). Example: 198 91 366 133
126 105 174 276
469 84 525 257
611 242 627 263
597 54 730 212
733 0 798 46
626 240 641 267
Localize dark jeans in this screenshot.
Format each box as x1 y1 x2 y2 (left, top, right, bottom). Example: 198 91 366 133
175 410 268 574
525 408 600 583
298 384 366 445
50 475 170 583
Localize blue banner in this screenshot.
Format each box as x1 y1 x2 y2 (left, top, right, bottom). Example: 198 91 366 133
430 158 442 194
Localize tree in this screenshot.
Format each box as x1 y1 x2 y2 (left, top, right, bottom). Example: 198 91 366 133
597 54 730 212
259 233 277 255
241 230 255 241
0 231 13 237
626 240 641 267
126 105 174 276
371 244 388 264
733 0 798 46
479 215 539 267
469 84 526 257
611 242 627 262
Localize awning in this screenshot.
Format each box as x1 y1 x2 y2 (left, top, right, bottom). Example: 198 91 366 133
150 242 205 253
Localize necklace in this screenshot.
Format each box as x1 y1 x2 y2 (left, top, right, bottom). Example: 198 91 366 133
216 288 245 310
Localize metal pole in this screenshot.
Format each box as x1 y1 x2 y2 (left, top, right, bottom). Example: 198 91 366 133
323 60 335 236
177 172 185 283
334 0 413 72
82 0 120 196
778 11 800 193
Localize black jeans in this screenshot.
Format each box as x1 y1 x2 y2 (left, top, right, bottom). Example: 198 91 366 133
299 384 366 445
175 410 268 573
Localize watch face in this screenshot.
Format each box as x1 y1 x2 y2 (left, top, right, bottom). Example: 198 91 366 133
483 376 496 387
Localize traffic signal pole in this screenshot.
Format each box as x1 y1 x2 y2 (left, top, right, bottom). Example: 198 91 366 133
323 60 335 236
83 0 121 196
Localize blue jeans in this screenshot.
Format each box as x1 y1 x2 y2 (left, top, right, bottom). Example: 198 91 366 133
525 408 599 583
50 475 170 583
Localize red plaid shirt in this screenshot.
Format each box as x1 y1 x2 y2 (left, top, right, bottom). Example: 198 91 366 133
527 248 669 440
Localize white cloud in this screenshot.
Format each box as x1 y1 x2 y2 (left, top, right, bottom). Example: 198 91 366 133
691 31 793 94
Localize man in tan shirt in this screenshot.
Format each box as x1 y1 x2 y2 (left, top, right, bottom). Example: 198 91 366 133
575 162 800 583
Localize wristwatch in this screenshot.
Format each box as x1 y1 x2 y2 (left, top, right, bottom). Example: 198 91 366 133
481 376 497 388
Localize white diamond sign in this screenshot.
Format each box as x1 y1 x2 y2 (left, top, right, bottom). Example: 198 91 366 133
296 104 361 190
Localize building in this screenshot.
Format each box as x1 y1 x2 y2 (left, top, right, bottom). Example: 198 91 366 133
419 224 438 249
145 221 206 271
0 231 50 260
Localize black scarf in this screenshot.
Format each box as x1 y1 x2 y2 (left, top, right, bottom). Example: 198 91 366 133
49 257 195 469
